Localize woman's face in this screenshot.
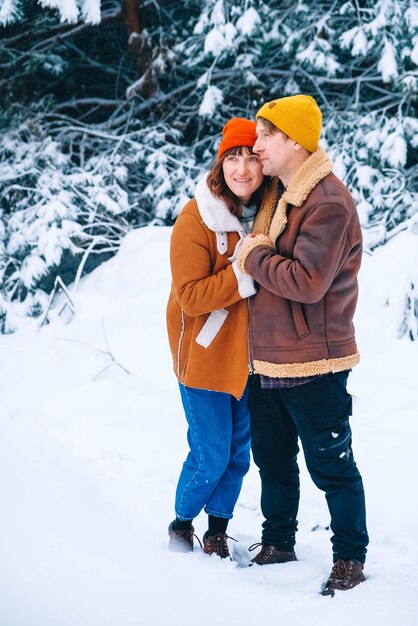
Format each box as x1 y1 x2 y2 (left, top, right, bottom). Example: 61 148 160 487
222 148 264 205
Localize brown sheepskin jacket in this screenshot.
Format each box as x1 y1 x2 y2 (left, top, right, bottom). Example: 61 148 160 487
166 174 257 399
237 148 362 378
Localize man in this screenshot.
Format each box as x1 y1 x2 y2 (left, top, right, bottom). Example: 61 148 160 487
237 95 369 596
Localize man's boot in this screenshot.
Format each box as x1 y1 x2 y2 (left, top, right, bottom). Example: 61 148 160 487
322 559 365 596
248 542 297 566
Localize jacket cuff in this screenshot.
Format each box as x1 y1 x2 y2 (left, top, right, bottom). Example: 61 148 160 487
232 260 257 298
236 235 272 274
195 309 229 348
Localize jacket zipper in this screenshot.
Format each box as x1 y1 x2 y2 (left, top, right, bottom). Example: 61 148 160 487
247 298 254 375
177 310 185 379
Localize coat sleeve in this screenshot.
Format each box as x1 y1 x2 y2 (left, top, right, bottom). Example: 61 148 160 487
245 203 357 304
170 211 255 317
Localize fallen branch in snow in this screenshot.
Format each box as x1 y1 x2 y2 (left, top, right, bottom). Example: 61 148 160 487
39 276 76 329
56 317 131 381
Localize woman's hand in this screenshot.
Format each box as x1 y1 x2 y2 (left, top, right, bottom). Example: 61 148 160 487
242 233 271 250
243 233 259 245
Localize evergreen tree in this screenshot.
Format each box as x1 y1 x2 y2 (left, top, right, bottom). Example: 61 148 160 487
0 0 417 332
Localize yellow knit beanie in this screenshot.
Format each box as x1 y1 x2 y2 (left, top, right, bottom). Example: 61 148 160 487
257 95 322 152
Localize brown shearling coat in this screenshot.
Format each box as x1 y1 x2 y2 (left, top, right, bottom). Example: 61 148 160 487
166 175 257 398
237 149 362 378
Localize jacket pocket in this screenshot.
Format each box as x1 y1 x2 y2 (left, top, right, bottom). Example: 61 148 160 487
195 309 229 348
290 301 310 339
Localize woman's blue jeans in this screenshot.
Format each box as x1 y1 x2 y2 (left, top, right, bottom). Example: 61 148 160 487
175 382 251 521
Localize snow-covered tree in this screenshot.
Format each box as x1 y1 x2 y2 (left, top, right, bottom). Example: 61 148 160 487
0 0 101 25
0 0 417 332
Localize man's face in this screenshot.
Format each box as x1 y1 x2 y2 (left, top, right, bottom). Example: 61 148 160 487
253 119 295 178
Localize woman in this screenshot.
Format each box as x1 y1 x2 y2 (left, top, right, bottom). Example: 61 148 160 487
166 118 267 558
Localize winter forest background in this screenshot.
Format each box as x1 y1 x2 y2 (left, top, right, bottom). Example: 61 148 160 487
1 3 418 624
0 0 417 334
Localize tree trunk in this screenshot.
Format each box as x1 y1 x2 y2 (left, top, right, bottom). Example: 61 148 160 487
122 0 156 99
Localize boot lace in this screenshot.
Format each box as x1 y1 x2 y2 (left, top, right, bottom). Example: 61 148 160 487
206 533 237 557
173 527 202 548
189 530 203 549
329 559 354 586
248 542 275 564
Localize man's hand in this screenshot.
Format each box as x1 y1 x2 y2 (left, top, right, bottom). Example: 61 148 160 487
237 232 273 275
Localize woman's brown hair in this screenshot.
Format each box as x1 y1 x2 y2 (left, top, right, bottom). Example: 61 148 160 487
206 146 268 218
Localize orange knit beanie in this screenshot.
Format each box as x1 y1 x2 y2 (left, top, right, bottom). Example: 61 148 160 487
217 118 257 158
257 95 322 152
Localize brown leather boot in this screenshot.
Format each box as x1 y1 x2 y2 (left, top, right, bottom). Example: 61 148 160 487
322 559 366 596
248 542 297 566
203 532 237 559
168 521 200 552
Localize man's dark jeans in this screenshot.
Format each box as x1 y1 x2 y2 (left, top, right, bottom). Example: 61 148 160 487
249 371 369 563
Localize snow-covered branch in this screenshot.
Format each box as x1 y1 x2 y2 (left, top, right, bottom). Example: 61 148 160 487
0 0 417 333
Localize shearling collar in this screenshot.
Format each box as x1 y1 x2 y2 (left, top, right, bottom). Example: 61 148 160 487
283 147 333 207
194 173 243 233
253 148 333 242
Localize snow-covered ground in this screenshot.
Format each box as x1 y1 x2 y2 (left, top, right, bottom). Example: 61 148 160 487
1 225 417 626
